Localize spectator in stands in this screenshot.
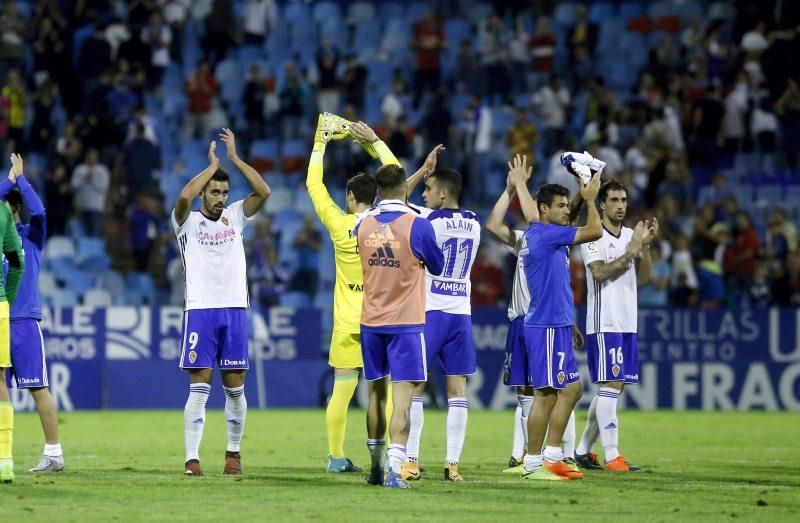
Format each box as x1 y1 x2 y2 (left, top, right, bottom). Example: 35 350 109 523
290 214 322 300
751 88 779 172
316 39 340 115
128 192 160 272
182 60 219 140
567 4 598 66
71 148 110 237
278 61 307 140
639 241 670 306
0 1 25 79
242 0 277 46
531 75 570 157
117 27 151 75
159 0 190 61
547 135 580 197
721 71 749 162
470 245 504 306
1 68 26 151
748 262 771 307
107 74 138 132
725 211 760 290
244 64 268 140
32 16 67 85
44 162 72 237
410 11 445 108
656 160 693 214
478 12 511 105
77 24 112 84
421 90 453 151
126 106 157 144
528 16 556 91
386 115 414 166
690 206 718 262
122 122 161 201
55 120 84 172
765 209 797 264
128 0 157 28
461 94 492 204
141 11 172 90
381 78 411 131
249 243 289 309
505 107 538 168
450 39 477 93
201 0 238 66
688 86 724 168
29 79 58 154
340 55 367 113
704 21 727 84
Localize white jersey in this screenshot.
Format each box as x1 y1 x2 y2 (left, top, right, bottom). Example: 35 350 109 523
171 199 255 310
507 230 531 321
581 226 638 334
413 205 481 315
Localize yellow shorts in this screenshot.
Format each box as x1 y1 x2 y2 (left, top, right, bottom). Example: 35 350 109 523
0 301 9 368
328 330 362 369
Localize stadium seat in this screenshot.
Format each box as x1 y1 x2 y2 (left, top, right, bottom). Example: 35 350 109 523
83 288 112 307
620 2 645 20
405 2 431 22
444 19 473 46
294 190 315 215
38 271 58 297
647 1 673 20
76 237 105 263
45 236 76 260
264 187 294 214
346 2 376 25
381 19 411 53
125 273 156 305
379 2 404 20
462 3 493 26
96 270 126 296
312 1 341 24
51 289 78 307
67 270 95 295
282 2 310 23
554 2 577 26
281 291 311 308
589 2 617 24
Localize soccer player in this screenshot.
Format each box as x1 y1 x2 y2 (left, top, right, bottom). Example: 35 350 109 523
486 156 582 473
356 164 444 489
172 129 270 477
401 151 481 482
513 165 602 481
0 153 64 472
575 179 657 471
305 114 395 473
0 156 24 483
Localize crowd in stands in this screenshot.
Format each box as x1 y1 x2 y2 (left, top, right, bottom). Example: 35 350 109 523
1 0 799 312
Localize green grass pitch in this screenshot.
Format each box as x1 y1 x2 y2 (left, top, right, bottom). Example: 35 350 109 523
5 409 799 521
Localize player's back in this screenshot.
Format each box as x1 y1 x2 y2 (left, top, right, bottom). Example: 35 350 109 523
172 200 252 310
521 222 576 328
424 209 481 315
582 227 638 334
8 222 43 320
329 212 364 333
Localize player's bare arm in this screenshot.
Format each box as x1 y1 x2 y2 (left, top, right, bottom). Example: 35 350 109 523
8 153 22 183
486 173 520 247
221 128 270 218
406 144 445 195
508 154 538 225
174 141 220 226
568 191 585 225
636 217 658 286
573 173 603 244
587 220 646 283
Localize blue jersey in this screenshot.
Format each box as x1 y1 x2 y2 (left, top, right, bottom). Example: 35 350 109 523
521 222 577 328
0 175 45 320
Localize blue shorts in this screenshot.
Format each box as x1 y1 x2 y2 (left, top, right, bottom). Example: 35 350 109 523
424 311 476 376
503 317 529 387
361 329 427 382
179 308 249 370
6 319 48 389
586 332 639 384
523 326 580 390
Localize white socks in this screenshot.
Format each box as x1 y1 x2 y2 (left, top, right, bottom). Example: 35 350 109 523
596 387 621 462
518 395 533 455
511 403 524 460
367 438 386 469
44 443 62 457
184 383 211 461
446 397 468 465
576 394 599 456
523 452 543 472
224 385 247 453
387 443 406 474
406 396 424 462
562 410 576 459
542 445 564 464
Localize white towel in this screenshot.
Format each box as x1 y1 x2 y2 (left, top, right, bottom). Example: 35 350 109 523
560 151 605 183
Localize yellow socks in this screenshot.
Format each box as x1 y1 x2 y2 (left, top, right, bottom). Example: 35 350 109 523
0 400 13 460
385 382 394 443
326 372 358 458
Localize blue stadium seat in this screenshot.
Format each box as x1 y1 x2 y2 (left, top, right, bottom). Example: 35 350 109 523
281 291 311 308
444 19 472 45
251 139 279 159
38 271 58 297
45 236 76 260
462 3 493 26
265 187 294 214
312 1 341 24
491 108 515 137
620 2 645 20
67 270 95 295
83 288 112 307
647 1 673 20
126 273 156 305
405 2 431 22
346 2 376 25
380 2 404 20
554 2 577 26
280 139 306 159
51 289 78 307
282 2 310 23
381 19 411 53
76 237 105 263
96 270 126 296
589 2 617 24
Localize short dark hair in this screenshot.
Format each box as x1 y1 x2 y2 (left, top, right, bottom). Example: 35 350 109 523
374 164 406 194
598 179 627 203
346 172 377 205
202 169 229 190
4 189 22 212
535 184 570 208
429 169 462 200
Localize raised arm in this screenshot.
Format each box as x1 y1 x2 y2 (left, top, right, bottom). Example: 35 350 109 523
486 178 519 248
507 154 538 225
636 218 658 286
406 144 445 196
220 128 270 218
174 141 219 227
306 116 348 232
573 173 603 244
12 154 47 249
568 191 584 225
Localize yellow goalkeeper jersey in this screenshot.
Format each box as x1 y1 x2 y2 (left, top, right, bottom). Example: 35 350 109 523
306 140 399 334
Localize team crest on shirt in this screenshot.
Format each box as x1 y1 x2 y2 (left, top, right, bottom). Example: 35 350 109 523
612 364 620 377
557 371 565 384
189 351 197 364
221 217 229 226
